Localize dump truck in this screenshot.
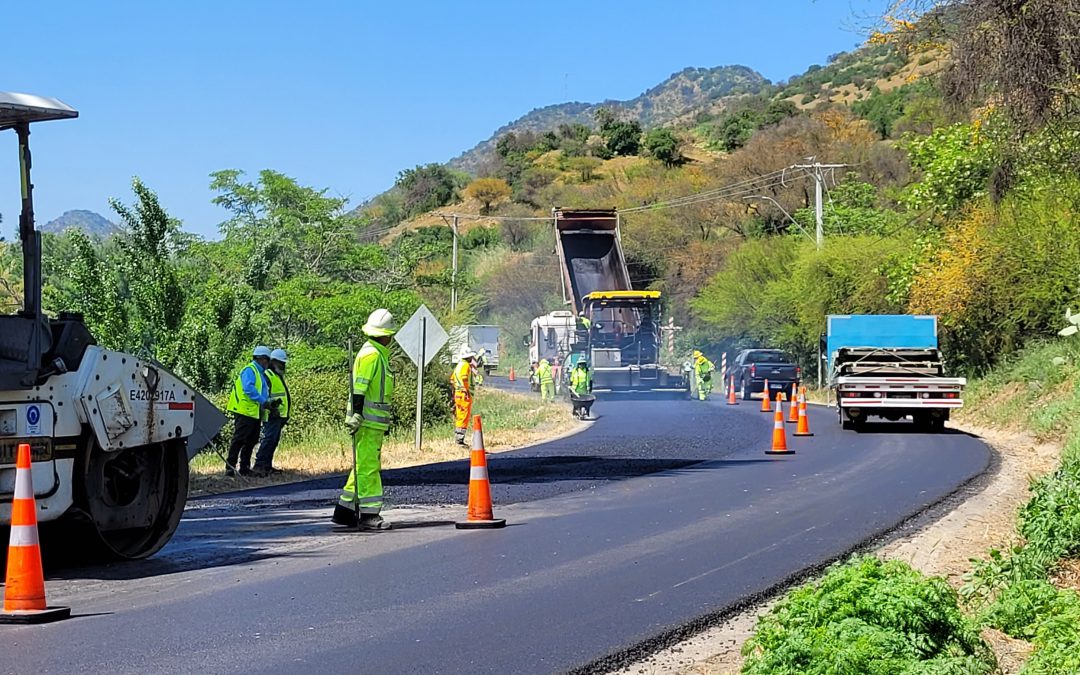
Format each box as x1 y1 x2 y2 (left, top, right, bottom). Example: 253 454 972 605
548 208 687 394
0 91 225 560
826 314 965 430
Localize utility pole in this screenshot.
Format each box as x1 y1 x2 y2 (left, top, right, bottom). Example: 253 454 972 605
450 214 459 312
792 160 847 249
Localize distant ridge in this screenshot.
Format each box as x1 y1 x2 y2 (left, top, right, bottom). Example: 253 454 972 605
42 209 118 238
448 65 769 174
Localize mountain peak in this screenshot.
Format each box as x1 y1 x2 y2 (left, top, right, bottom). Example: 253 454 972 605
449 64 769 174
42 209 119 238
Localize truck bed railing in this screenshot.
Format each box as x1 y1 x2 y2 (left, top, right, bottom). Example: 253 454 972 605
833 347 945 378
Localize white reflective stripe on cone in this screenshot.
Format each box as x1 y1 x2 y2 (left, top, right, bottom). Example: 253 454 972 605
470 466 488 481
8 524 39 547
13 470 33 500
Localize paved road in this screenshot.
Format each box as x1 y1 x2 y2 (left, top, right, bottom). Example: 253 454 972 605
4 392 990 674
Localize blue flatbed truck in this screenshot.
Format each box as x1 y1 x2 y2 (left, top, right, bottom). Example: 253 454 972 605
826 315 966 431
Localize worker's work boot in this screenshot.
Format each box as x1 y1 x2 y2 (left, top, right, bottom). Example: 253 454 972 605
331 504 358 527
359 513 392 531
454 429 466 445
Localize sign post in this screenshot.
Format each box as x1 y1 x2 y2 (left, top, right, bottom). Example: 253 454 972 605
395 305 449 451
415 317 426 451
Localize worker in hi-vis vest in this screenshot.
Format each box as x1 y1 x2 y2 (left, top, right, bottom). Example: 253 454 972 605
333 309 397 531
225 345 272 476
253 348 290 477
693 350 715 401
451 347 478 445
537 358 555 402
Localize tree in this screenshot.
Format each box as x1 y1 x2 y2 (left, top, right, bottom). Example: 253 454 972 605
394 163 466 218
642 128 685 167
715 109 760 152
210 169 367 282
566 156 602 182
464 177 512 214
595 107 642 156
110 178 187 361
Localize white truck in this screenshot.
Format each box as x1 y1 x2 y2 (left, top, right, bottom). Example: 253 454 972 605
826 314 965 431
448 325 500 375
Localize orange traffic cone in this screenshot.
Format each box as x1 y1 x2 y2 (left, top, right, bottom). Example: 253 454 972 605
456 416 506 529
0 444 70 624
727 375 738 405
765 394 794 455
787 383 799 424
508 365 516 382
760 379 772 412
794 387 814 437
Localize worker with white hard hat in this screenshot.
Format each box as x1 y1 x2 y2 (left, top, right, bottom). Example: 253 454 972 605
224 345 272 476
253 348 290 477
451 346 478 445
333 309 397 530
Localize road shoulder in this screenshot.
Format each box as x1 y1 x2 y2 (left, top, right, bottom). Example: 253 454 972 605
612 420 1054 675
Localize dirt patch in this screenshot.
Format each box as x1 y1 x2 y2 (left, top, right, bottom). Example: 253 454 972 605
611 421 1062 674
982 628 1035 674
1050 557 1080 593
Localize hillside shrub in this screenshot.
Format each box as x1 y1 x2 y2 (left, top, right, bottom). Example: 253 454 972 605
911 183 1080 368
742 557 994 675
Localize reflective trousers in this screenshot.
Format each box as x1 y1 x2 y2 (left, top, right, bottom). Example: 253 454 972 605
454 390 472 442
696 374 712 401
338 425 385 514
540 381 555 402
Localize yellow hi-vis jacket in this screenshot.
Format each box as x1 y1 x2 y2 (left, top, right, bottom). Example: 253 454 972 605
451 360 474 396
226 362 267 419
353 340 394 431
264 369 290 421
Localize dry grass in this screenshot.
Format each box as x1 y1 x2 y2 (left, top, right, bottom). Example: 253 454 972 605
189 388 578 496
1050 557 1080 594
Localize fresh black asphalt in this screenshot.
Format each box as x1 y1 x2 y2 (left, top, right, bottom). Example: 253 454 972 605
4 389 990 674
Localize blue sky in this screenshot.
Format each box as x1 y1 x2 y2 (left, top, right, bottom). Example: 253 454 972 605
1 0 889 239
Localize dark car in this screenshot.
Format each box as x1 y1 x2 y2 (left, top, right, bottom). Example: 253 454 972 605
732 349 801 401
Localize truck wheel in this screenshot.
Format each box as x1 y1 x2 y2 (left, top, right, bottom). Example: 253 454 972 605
80 439 189 560
741 378 752 401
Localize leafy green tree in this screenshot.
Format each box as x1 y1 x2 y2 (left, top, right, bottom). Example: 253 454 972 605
642 128 684 167
463 177 512 214
393 163 466 218
793 173 905 236
903 122 997 212
60 230 126 346
715 109 760 152
110 178 186 361
210 169 364 282
595 107 642 156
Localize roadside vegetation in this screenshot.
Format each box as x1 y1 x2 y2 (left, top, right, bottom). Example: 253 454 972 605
190 387 573 496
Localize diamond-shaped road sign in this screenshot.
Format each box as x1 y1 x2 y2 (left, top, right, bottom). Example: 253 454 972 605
395 304 449 368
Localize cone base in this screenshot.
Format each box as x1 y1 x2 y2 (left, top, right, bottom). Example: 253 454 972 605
726 402 738 406
0 606 71 624
455 519 506 529
764 449 795 455
793 432 814 437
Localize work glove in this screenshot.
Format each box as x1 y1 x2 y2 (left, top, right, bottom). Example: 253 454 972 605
344 413 361 434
